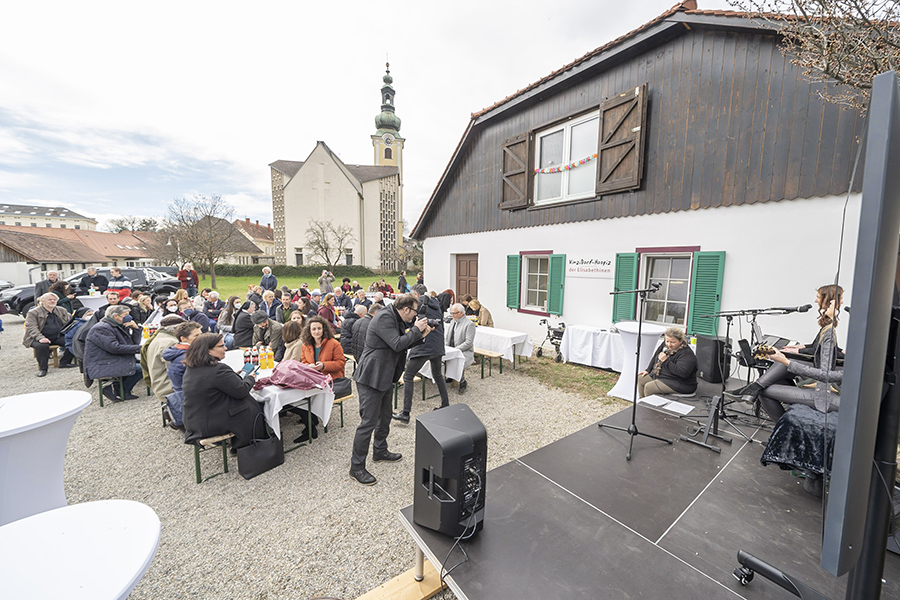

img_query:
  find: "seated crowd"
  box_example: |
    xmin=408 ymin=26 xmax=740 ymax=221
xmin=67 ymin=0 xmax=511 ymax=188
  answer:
xmin=22 ymin=265 xmax=506 ymax=457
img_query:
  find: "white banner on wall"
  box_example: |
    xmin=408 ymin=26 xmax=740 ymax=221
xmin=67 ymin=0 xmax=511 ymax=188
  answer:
xmin=566 ymin=257 xmax=614 ymax=279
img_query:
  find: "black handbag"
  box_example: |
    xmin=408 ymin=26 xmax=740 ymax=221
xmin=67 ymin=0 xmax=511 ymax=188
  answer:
xmin=332 ymin=376 xmax=352 ymax=398
xmin=236 ymin=414 xmax=285 ymax=480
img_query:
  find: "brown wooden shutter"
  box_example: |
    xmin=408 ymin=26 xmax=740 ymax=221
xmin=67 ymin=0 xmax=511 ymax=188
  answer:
xmin=499 ymin=133 xmax=531 ymax=210
xmin=596 ymin=83 xmax=648 ymax=194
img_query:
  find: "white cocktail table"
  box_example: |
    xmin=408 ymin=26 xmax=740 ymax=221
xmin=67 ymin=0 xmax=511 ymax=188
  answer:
xmin=0 ymin=390 xmax=91 ymax=525
xmin=606 ymin=321 xmax=667 ymax=401
xmin=0 ymin=499 xmax=161 ymax=599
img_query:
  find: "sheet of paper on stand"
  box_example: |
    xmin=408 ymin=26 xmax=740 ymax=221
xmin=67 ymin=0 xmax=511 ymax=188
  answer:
xmin=637 ymin=394 xmax=695 ymax=415
xmin=559 ymin=324 xmax=624 ymax=371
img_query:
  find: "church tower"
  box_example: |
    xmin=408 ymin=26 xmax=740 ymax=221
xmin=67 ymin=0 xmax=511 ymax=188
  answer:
xmin=372 ymin=63 xmax=404 ymax=248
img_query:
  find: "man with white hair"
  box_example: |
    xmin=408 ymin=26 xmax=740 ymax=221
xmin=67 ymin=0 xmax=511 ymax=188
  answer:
xmin=33 ymin=270 xmax=60 ymax=299
xmin=23 ymin=293 xmax=76 ymax=376
xmin=445 ymin=303 xmax=476 ymax=394
xmin=372 ymin=292 xmax=385 ymax=307
xmin=260 ymin=266 xmax=278 ymax=292
xmin=352 ymin=289 xmax=371 ymax=311
xmin=84 ymin=304 xmax=143 ymax=402
xmin=340 ymin=303 xmax=367 ymax=356
xmin=202 ymin=290 xmax=225 ymax=322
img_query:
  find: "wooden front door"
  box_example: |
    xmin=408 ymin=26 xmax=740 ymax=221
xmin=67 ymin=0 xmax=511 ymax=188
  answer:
xmin=456 ymin=254 xmax=478 ymax=299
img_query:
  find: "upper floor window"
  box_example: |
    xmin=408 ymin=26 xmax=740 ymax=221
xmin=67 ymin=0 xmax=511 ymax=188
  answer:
xmin=534 ymin=112 xmax=599 ymax=205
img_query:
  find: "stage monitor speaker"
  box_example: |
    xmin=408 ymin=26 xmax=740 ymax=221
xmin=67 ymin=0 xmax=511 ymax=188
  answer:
xmin=695 ymin=334 xmax=729 ymax=383
xmin=414 ymin=404 xmax=487 ymax=538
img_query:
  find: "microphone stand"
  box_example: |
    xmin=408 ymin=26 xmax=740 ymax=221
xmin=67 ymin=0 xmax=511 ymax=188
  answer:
xmin=599 ymin=284 xmax=673 ymax=461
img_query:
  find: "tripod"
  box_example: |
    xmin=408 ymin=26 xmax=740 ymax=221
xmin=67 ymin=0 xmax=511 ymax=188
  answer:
xmin=599 ymin=284 xmax=673 ymax=460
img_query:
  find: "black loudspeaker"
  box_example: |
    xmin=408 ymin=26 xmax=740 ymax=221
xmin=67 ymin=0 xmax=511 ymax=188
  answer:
xmin=414 ymin=404 xmax=487 ymax=538
xmin=695 ymin=334 xmax=730 ymax=383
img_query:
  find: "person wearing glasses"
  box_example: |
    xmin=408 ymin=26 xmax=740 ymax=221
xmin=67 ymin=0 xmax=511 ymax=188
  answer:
xmin=350 ymin=294 xmax=433 ymax=486
xmin=445 ymin=303 xmax=476 ymax=394
xmin=181 ymin=333 xmax=266 ymax=451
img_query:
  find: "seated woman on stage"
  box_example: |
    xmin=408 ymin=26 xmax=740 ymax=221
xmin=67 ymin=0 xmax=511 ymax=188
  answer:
xmin=736 ymin=284 xmax=843 ymax=422
xmin=181 ymin=333 xmax=266 ymax=450
xmin=294 ymin=316 xmax=346 ymax=444
xmin=638 ymin=327 xmax=698 ymax=398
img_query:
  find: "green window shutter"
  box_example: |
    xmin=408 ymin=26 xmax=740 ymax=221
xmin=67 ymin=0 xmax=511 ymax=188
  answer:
xmin=506 ymin=254 xmax=521 ymax=309
xmin=547 ymin=254 xmax=566 ymax=315
xmin=612 ymin=252 xmax=639 ymax=322
xmin=686 ymin=251 xmax=725 ymax=336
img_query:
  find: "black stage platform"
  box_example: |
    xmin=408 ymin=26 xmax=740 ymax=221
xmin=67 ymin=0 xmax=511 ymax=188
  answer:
xmin=399 ymin=403 xmax=900 ymax=599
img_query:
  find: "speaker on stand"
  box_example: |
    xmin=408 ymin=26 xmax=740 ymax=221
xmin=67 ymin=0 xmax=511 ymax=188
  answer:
xmin=695 ymin=334 xmax=730 ymax=384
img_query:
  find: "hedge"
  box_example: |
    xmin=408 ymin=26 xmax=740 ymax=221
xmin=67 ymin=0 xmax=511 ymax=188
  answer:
xmin=210 ymin=264 xmax=399 ymax=279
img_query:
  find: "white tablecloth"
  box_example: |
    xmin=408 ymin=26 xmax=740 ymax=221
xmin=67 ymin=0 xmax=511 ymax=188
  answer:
xmin=474 ymin=326 xmax=534 ymax=362
xmin=0 ymin=500 xmax=160 ymax=600
xmin=560 ymin=325 xmax=625 ymax=372
xmin=418 ymin=345 xmax=466 ymax=382
xmin=0 ymin=390 xmax=91 ymax=526
xmin=606 ymin=321 xmax=667 ymax=401
xmin=251 ymin=386 xmax=336 ymax=439
xmin=75 ymin=295 xmax=107 ymax=311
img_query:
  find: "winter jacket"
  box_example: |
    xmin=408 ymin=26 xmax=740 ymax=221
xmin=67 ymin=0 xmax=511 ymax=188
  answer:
xmin=23 ymin=304 xmax=72 ymax=347
xmin=252 ymin=319 xmax=285 ymax=361
xmin=162 ymin=343 xmax=189 ymax=392
xmin=300 ymin=338 xmax=346 ymax=379
xmin=84 ymin=319 xmax=142 ymax=380
xmin=232 ymin=310 xmax=255 ymax=348
xmin=409 ymin=294 xmax=445 ymax=359
xmin=260 ymin=273 xmax=278 ymax=291
xmin=142 ymin=325 xmax=179 ymax=401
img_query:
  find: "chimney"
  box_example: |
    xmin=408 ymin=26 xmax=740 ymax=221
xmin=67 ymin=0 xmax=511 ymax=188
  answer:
xmin=267 ymin=223 xmax=272 ymax=232
xmin=245 ymin=217 xmax=250 ymax=224
xmin=255 ymin=220 xmax=259 ymax=228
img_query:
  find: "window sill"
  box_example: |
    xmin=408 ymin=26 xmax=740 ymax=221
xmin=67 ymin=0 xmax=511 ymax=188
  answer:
xmin=518 ymin=307 xmax=550 ymax=317
xmin=526 ymin=194 xmax=606 ymax=211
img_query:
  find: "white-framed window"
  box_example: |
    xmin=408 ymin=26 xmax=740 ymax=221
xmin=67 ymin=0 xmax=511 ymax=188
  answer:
xmin=534 ymin=111 xmax=599 ymax=206
xmin=294 ymin=248 xmax=303 ymax=266
xmin=642 ymin=254 xmax=692 ymax=326
xmin=522 ymin=255 xmax=550 ymax=311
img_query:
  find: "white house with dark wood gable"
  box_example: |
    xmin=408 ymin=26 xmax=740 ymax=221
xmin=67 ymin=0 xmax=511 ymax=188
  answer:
xmin=411 ymin=1 xmax=865 ymax=347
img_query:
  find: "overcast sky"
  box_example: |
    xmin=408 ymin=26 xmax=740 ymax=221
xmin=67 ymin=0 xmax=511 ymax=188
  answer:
xmin=0 ymin=0 xmax=733 ymax=231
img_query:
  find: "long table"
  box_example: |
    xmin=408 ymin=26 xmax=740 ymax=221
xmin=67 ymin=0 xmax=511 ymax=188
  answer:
xmin=418 ymin=345 xmax=466 ymax=382
xmin=473 ymin=326 xmax=533 ymax=365
xmin=559 ymin=324 xmax=625 ymax=372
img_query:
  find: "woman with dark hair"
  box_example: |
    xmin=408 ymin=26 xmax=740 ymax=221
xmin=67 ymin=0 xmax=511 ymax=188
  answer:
xmin=181 ymin=333 xmax=266 ymax=449
xmin=736 ymin=284 xmax=844 ymax=422
xmin=297 ymin=296 xmax=316 ymax=319
xmin=288 ymin=309 xmax=307 ymax=328
xmin=217 ymin=296 xmax=242 ymax=329
xmin=341 ymin=277 xmax=352 ymax=293
xmin=281 ymin=320 xmax=304 ymax=362
xmin=49 ymin=280 xmax=74 ymax=314
xmin=231 ymin=301 xmax=257 ymax=348
xmin=294 ymin=316 xmax=346 ymax=443
xmin=317 ymin=293 xmax=341 ymax=331
xmin=436 ymin=289 xmax=455 ymax=315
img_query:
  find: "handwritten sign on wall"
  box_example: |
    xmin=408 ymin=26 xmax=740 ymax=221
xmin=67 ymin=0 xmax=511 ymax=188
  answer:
xmin=566 ymin=257 xmax=614 ymax=279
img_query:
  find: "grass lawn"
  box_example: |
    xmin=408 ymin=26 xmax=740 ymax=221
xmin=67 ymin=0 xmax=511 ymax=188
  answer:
xmin=518 ymin=352 xmax=626 ymax=408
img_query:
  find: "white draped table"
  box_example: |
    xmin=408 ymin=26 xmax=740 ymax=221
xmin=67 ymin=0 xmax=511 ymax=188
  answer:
xmin=0 ymin=390 xmax=91 ymax=526
xmin=418 ymin=345 xmax=466 ymax=382
xmin=606 ymin=321 xmax=667 ymax=402
xmin=75 ymin=295 xmax=107 ymax=311
xmin=559 ymin=325 xmax=626 ymax=372
xmin=0 ymin=500 xmax=160 ymax=599
xmin=251 ymin=385 xmax=335 ymax=439
xmin=474 ymin=326 xmax=534 ymax=364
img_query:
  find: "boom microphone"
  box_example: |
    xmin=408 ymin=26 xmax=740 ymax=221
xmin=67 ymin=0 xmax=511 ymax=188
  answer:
xmin=771 ymin=304 xmax=813 ymax=313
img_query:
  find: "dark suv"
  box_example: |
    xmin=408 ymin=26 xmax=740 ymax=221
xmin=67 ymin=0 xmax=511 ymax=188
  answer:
xmin=0 ymin=267 xmax=180 ymax=316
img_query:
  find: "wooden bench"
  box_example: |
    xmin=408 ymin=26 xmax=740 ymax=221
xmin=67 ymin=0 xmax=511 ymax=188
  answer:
xmin=193 ymin=433 xmax=235 ymax=484
xmin=324 ymin=394 xmax=354 ymax=432
xmin=32 ymin=344 xmax=60 ymax=368
xmin=474 ymin=348 xmax=504 ymax=378
xmin=355 ymin=560 xmax=441 ymax=600
xmin=393 ymin=376 xmax=424 ymax=409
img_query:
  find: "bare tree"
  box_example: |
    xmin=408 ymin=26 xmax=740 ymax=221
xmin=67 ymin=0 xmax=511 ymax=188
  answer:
xmin=730 ymin=0 xmax=900 ymax=110
xmin=305 ymin=220 xmax=357 ymax=270
xmin=380 ymin=238 xmax=423 ymax=271
xmin=164 ymin=194 xmax=240 ymax=288
xmin=104 ymin=216 xmax=160 ymax=233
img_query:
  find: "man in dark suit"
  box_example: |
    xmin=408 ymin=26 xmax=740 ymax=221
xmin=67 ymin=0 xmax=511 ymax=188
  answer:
xmin=350 ymin=294 xmax=432 ymax=485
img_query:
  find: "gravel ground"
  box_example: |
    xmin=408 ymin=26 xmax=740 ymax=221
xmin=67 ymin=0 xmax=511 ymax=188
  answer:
xmin=0 ymin=313 xmax=623 ymax=600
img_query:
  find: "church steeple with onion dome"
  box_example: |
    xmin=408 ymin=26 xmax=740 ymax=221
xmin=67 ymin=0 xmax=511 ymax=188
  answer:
xmin=372 ymin=63 xmax=404 ymax=172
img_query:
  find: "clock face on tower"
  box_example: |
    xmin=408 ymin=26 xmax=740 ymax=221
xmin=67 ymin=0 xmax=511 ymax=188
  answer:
xmin=382 ymin=133 xmax=394 ymax=146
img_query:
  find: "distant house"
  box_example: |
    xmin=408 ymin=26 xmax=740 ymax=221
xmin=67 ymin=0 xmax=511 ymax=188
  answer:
xmin=233 ymin=218 xmax=276 ymax=265
xmin=0 ymin=203 xmax=98 ymax=231
xmin=411 ymin=1 xmax=865 ymax=345
xmin=0 ymin=229 xmax=110 ymax=283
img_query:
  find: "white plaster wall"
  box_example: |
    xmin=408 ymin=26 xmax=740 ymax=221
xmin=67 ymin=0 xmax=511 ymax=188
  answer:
xmin=0 ymin=262 xmax=37 ymax=285
xmin=422 ymin=195 xmax=861 ymax=348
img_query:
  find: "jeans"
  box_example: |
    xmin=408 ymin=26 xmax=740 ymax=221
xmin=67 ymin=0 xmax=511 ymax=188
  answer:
xmin=402 ymin=354 xmax=449 ymax=411
xmin=187 ymin=286 xmax=197 ymax=298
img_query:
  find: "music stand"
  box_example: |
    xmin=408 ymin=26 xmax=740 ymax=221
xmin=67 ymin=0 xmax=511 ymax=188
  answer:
xmin=599 ymin=284 xmax=673 ymax=460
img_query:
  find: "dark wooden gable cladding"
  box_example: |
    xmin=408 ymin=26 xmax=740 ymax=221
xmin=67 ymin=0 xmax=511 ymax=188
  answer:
xmin=416 ymin=29 xmax=865 ymax=239
xmin=499 ymin=133 xmax=531 ymax=210
xmin=597 ymin=83 xmax=648 ymax=194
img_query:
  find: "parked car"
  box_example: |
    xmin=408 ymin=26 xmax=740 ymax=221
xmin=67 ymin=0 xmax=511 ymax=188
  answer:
xmin=0 ymin=279 xmax=13 ymax=291
xmin=0 ymin=267 xmax=180 ymax=316
xmin=147 ymin=265 xmax=179 ymax=277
